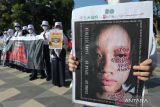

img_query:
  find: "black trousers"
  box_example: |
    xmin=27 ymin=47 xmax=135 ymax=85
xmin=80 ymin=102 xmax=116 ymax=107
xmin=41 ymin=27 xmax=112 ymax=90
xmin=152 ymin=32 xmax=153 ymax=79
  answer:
xmin=51 ymin=49 xmax=66 ymax=86
xmin=0 ymin=50 xmax=2 ymax=64
xmin=43 ymin=45 xmax=51 ymax=78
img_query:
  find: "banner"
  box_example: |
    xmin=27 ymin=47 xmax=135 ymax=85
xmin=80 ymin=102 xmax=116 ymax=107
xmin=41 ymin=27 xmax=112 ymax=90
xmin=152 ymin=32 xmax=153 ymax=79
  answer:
xmin=5 ymin=36 xmax=44 ymax=70
xmin=72 ymin=1 xmax=153 ymax=107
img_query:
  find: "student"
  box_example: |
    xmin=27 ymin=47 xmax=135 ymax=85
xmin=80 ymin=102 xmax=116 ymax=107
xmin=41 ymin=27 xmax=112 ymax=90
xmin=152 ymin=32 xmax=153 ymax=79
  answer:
xmin=27 ymin=24 xmax=37 ymax=80
xmin=26 ymin=24 xmax=36 ymax=37
xmin=22 ymin=26 xmax=29 ymax=36
xmin=39 ymin=20 xmax=51 ymax=81
xmin=50 ymin=22 xmax=68 ymax=87
xmin=14 ymin=22 xmax=22 ymax=37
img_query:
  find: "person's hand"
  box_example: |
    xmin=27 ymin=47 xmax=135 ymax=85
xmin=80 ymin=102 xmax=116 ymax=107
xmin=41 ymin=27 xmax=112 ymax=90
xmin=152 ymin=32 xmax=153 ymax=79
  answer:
xmin=68 ymin=54 xmax=79 ymax=72
xmin=133 ymin=59 xmax=152 ymax=81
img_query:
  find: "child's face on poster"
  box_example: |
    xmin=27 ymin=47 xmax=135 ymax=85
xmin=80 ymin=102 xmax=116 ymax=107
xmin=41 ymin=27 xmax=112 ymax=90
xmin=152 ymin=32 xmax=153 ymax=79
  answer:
xmin=96 ymin=25 xmax=131 ymax=93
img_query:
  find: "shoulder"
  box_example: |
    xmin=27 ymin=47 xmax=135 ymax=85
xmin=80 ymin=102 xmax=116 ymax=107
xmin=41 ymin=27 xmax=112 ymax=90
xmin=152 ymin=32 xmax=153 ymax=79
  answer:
xmin=40 ymin=32 xmax=44 ymax=35
xmin=46 ymin=31 xmax=50 ymax=34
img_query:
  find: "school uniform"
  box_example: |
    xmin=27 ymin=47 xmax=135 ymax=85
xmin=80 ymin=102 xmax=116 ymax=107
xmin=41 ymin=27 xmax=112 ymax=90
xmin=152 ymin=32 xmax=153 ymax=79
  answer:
xmin=50 ymin=33 xmax=68 ymax=87
xmin=39 ymin=30 xmax=51 ymax=80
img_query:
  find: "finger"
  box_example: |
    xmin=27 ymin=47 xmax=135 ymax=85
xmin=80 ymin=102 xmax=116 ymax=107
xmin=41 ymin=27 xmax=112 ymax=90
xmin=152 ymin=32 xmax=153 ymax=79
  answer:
xmin=140 ymin=59 xmax=152 ymax=66
xmin=75 ymin=61 xmax=79 ymax=65
xmin=69 ymin=62 xmax=78 ymax=68
xmin=68 ymin=65 xmax=77 ymax=72
xmin=69 ymin=67 xmax=74 ymax=72
xmin=68 ymin=57 xmax=77 ymax=64
xmin=69 ymin=60 xmax=79 ymax=67
xmin=137 ymin=76 xmax=149 ymax=81
xmin=133 ymin=65 xmax=150 ymax=71
xmin=133 ymin=72 xmax=150 ymax=77
xmin=69 ymin=54 xmax=76 ymax=60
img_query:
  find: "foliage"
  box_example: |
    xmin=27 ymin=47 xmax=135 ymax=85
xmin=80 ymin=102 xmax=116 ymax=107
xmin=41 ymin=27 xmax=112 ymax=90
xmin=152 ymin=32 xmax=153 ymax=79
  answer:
xmin=157 ymin=36 xmax=160 ymax=46
xmin=0 ymin=0 xmax=73 ymax=34
xmin=154 ymin=0 xmax=160 ymax=34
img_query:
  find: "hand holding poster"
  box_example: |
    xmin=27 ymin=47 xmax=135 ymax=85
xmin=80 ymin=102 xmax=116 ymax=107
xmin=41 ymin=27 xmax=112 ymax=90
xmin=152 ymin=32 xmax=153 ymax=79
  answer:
xmin=49 ymin=29 xmax=63 ymax=49
xmin=72 ymin=1 xmax=153 ymax=107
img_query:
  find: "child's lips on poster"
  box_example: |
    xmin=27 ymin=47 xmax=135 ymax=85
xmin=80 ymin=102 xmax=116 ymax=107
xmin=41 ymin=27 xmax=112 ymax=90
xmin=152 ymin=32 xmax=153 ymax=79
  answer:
xmin=102 ymin=78 xmax=117 ymax=86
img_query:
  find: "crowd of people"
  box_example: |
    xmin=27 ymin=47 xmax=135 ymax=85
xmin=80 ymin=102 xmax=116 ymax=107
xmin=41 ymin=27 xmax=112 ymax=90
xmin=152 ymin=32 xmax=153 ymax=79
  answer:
xmin=0 ymin=20 xmax=72 ymax=87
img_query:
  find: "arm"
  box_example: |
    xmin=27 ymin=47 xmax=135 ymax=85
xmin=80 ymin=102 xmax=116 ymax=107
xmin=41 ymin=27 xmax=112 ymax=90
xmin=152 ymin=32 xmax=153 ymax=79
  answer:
xmin=68 ymin=54 xmax=79 ymax=72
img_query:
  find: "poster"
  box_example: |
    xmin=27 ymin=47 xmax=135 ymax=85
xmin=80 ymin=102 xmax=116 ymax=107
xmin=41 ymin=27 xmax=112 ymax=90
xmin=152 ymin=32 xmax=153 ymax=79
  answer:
xmin=72 ymin=1 xmax=153 ymax=107
xmin=49 ymin=29 xmax=63 ymax=49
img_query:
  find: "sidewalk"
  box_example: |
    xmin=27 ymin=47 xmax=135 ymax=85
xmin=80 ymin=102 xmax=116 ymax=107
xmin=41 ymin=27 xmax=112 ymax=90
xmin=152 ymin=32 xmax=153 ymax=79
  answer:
xmin=144 ymin=66 xmax=160 ymax=107
xmin=0 ymin=65 xmax=82 ymax=107
xmin=143 ymin=46 xmax=160 ymax=107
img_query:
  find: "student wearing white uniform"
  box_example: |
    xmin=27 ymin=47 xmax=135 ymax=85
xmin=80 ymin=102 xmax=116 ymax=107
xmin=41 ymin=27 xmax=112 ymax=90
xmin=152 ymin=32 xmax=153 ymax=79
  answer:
xmin=14 ymin=22 xmax=22 ymax=37
xmin=27 ymin=24 xmax=36 ymax=37
xmin=50 ymin=22 xmax=68 ymax=87
xmin=6 ymin=29 xmax=14 ymax=44
xmin=1 ymin=31 xmax=8 ymax=65
xmin=1 ymin=29 xmax=14 ymax=66
xmin=0 ymin=31 xmax=3 ymax=63
xmin=27 ymin=24 xmax=38 ymax=80
xmin=39 ymin=20 xmax=51 ymax=81
xmin=22 ymin=26 xmax=29 ymax=36
xmin=7 ymin=29 xmax=14 ymax=38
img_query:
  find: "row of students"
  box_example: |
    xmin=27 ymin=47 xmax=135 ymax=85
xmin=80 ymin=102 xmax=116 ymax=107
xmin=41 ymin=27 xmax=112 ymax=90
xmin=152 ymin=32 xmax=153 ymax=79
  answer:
xmin=1 ymin=20 xmax=69 ymax=87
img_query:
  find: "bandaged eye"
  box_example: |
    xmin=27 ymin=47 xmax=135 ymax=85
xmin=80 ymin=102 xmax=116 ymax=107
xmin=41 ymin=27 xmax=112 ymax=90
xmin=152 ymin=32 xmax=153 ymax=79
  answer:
xmin=97 ymin=54 xmax=105 ymax=72
xmin=96 ymin=49 xmax=102 ymax=59
xmin=97 ymin=53 xmax=102 ymax=59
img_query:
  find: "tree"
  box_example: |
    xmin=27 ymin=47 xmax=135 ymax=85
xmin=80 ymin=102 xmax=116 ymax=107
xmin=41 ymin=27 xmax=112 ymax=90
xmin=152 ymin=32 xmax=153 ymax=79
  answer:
xmin=0 ymin=0 xmax=73 ymax=34
xmin=0 ymin=0 xmax=12 ymax=30
xmin=154 ymin=0 xmax=160 ymax=45
xmin=154 ymin=0 xmax=160 ymax=32
xmin=11 ymin=3 xmax=33 ymax=26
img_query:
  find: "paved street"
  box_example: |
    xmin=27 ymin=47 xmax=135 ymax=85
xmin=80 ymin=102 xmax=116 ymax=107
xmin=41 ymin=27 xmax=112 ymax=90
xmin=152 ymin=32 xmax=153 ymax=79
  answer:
xmin=0 ymin=48 xmax=160 ymax=107
xmin=144 ymin=67 xmax=160 ymax=107
xmin=144 ymin=48 xmax=160 ymax=107
xmin=143 ymin=47 xmax=160 ymax=107
xmin=0 ymin=65 xmax=83 ymax=107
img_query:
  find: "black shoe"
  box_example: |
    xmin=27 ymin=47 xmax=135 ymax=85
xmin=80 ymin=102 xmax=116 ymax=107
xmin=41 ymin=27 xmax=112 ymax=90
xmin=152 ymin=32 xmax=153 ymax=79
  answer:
xmin=40 ymin=75 xmax=46 ymax=79
xmin=46 ymin=77 xmax=51 ymax=81
xmin=29 ymin=76 xmax=37 ymax=81
xmin=29 ymin=74 xmax=32 ymax=77
xmin=26 ymin=70 xmax=31 ymax=73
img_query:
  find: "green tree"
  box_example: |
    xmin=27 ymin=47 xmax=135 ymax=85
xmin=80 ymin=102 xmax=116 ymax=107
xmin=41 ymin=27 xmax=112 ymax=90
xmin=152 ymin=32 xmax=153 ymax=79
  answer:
xmin=0 ymin=0 xmax=73 ymax=34
xmin=11 ymin=3 xmax=33 ymax=26
xmin=154 ymin=0 xmax=160 ymax=46
xmin=0 ymin=0 xmax=12 ymax=30
xmin=154 ymin=0 xmax=160 ymax=32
